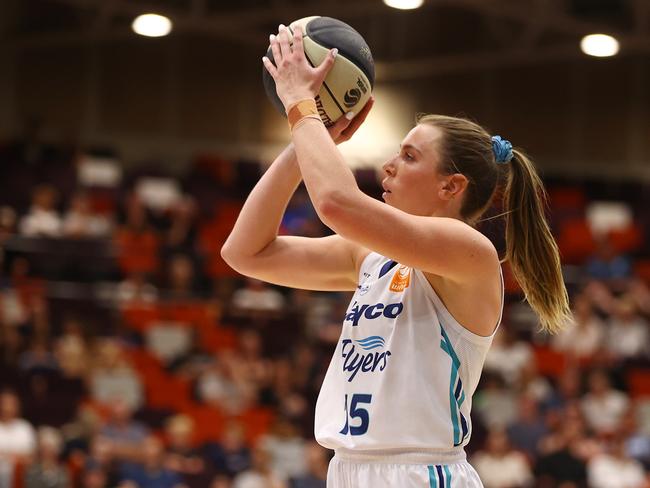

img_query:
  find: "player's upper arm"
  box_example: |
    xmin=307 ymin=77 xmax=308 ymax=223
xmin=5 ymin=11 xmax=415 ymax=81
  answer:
xmin=318 ymin=190 xmax=499 ymax=283
xmin=222 ymin=234 xmax=370 ymax=291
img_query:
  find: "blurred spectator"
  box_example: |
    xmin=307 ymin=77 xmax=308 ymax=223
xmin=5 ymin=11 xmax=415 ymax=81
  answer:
xmin=232 ymin=443 xmax=285 ymax=488
xmin=1 ymin=283 xmax=29 ymax=328
xmin=515 ymin=361 xmax=552 ymax=405
xmin=116 ymin=273 xmax=159 ymax=304
xmin=258 ymin=415 xmax=307 ymax=482
xmin=166 ymin=330 xmax=214 ymax=379
xmin=0 ymin=390 xmax=37 ymax=455
xmin=627 ymin=279 xmax=650 ymax=318
xmin=621 ymin=406 xmax=650 ymax=470
xmin=230 ymin=278 xmax=286 ymax=318
xmin=114 ymin=193 xmax=159 ymax=276
xmin=581 ymin=279 xmax=617 ymax=316
xmin=24 ymin=426 xmax=70 ymax=488
xmin=120 ymin=435 xmax=185 ymax=488
xmin=22 ymin=372 xmax=75 ymax=428
xmin=99 ymin=398 xmax=148 ymax=462
xmin=90 ymin=339 xmax=143 ymax=411
xmin=0 ymin=389 xmax=37 ymax=487
xmin=581 ymin=369 xmax=629 ymax=435
xmin=235 ymin=329 xmax=273 ymax=393
xmin=315 ymin=296 xmax=351 ymax=345
xmin=0 ymin=323 xmax=22 ymax=371
xmin=551 ymin=293 xmax=605 ymax=359
xmin=19 ymin=336 xmax=59 ymax=373
xmin=483 ymin=327 xmax=533 ymax=386
xmin=164 ymin=254 xmax=199 ymax=300
xmin=473 ymin=373 xmax=518 ymax=430
xmin=605 ymin=296 xmax=649 ymax=361
xmin=162 ymin=196 xmax=199 ymax=257
xmin=19 ymin=184 xmax=62 ymax=237
xmin=197 ymin=354 xmax=252 ymax=415
xmin=505 ymin=395 xmax=548 ymax=461
xmin=288 ymin=441 xmax=328 ymax=488
xmin=62 ymin=192 xmax=112 ymax=239
xmin=542 ymin=367 xmax=582 ymax=414
xmin=0 ymin=205 xmax=17 ymax=244
xmin=146 ymin=321 xmax=193 ymax=366
xmin=269 ymin=358 xmax=311 ymax=436
xmin=472 ymin=429 xmax=533 ymax=488
xmin=164 ymin=414 xmax=210 ymax=486
xmin=209 ymin=474 xmax=232 ymax=488
xmin=84 ymin=436 xmax=122 ymax=488
xmin=54 ymin=316 xmax=89 ymax=379
xmin=280 ymin=190 xmax=321 ymax=237
xmin=204 ymin=421 xmax=251 ymax=479
xmin=585 ymin=235 xmax=632 ymax=282
xmin=291 ymin=342 xmax=319 ymax=394
xmin=22 ymin=295 xmax=51 ymax=341
xmin=199 ymin=330 xmax=271 ymax=414
xmin=81 ymin=466 xmax=109 ymax=488
xmin=60 ymin=403 xmax=102 ymax=456
xmin=260 ymin=357 xmax=309 ymax=428
xmin=535 ymin=413 xmax=589 ymax=487
xmin=587 ymin=436 xmax=646 ymax=488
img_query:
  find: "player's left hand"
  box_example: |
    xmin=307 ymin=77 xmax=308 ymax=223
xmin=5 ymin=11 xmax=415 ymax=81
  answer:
xmin=262 ymin=24 xmax=337 ymax=111
xmin=328 ymin=95 xmax=375 ymax=145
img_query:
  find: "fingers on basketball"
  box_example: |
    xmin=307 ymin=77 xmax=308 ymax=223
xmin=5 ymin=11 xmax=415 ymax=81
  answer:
xmin=292 ymin=25 xmax=304 ymax=55
xmin=269 ymin=33 xmax=282 ymax=64
xmin=277 ymin=25 xmax=292 ymax=60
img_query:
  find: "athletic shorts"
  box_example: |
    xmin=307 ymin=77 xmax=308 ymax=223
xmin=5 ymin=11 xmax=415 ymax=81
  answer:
xmin=327 ymin=448 xmax=483 ymax=488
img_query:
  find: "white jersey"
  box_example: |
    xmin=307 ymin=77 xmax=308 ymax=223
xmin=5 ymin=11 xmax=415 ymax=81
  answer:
xmin=315 ymin=252 xmax=503 ymax=452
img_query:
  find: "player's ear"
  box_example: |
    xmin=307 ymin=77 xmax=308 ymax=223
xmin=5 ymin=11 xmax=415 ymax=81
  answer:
xmin=438 ymin=174 xmax=468 ymax=201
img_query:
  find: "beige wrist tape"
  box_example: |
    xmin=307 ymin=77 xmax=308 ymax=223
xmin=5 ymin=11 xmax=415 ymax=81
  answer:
xmin=287 ymin=99 xmax=322 ymax=131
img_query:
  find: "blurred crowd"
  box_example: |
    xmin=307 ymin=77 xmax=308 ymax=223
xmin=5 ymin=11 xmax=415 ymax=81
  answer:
xmin=0 ymin=130 xmax=649 ymax=488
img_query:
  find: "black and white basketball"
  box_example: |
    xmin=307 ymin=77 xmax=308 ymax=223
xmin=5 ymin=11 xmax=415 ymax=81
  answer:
xmin=263 ymin=16 xmax=375 ymax=127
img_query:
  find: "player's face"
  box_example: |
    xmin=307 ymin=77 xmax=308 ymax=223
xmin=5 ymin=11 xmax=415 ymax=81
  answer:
xmin=381 ymin=124 xmax=451 ymax=216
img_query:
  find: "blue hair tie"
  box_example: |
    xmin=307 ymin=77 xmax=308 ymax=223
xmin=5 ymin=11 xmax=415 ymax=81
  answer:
xmin=491 ymin=135 xmax=513 ymax=164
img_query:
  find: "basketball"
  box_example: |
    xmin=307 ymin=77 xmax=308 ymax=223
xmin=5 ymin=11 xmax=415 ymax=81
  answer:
xmin=263 ymin=16 xmax=375 ymax=127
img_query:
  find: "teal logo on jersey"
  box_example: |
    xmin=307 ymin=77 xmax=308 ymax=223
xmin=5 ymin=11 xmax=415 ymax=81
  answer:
xmin=341 ymin=337 xmax=392 ymax=382
xmin=355 ymin=336 xmax=385 ymax=350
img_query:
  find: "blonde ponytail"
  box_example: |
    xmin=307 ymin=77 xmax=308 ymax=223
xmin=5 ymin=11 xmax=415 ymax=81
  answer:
xmin=503 ymin=149 xmax=572 ymax=333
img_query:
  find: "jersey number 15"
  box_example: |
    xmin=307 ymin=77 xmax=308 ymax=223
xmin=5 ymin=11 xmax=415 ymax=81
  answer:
xmin=339 ymin=394 xmax=372 ymax=436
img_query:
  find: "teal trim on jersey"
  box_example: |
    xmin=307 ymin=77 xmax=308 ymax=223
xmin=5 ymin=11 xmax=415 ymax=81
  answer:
xmin=439 ymin=325 xmax=467 ymax=446
xmin=428 ymin=465 xmax=437 ymax=488
xmin=428 ymin=465 xmax=446 ymax=488
xmin=439 ymin=327 xmax=460 ymax=365
xmin=444 ymin=465 xmax=452 ymax=487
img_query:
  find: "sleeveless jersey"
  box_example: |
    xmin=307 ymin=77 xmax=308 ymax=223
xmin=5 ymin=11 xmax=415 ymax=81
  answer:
xmin=315 ymin=252 xmax=503 ymax=451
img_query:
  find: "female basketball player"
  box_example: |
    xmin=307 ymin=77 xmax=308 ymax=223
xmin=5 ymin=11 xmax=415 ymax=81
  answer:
xmin=222 ymin=25 xmax=571 ymax=487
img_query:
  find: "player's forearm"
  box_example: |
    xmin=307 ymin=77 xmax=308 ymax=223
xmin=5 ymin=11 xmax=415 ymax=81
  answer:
xmin=221 ymin=144 xmax=302 ymax=263
xmin=292 ymin=118 xmax=361 ymax=223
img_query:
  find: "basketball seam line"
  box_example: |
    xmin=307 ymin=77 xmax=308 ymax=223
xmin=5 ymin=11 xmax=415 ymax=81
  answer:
xmin=304 ymin=50 xmax=345 ymax=117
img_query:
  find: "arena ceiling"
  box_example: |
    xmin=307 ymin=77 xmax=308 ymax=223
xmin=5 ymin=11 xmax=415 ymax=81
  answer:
xmin=2 ymin=0 xmax=649 ymax=81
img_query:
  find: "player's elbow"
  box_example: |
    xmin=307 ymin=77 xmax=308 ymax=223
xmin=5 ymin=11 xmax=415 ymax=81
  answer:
xmin=315 ymin=190 xmax=354 ymax=231
xmin=220 ymin=241 xmax=244 ymax=271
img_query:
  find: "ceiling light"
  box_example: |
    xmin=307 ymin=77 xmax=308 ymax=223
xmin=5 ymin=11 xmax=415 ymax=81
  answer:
xmin=383 ymin=0 xmax=424 ymax=10
xmin=132 ymin=13 xmax=173 ymax=38
xmin=580 ymin=34 xmax=620 ymax=57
